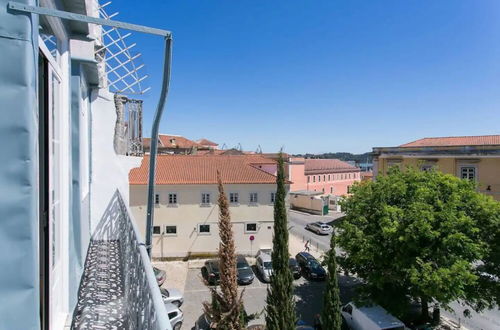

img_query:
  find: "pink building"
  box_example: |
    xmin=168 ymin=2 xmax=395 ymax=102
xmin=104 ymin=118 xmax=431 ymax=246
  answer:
xmin=288 ymin=158 xmax=361 ymax=196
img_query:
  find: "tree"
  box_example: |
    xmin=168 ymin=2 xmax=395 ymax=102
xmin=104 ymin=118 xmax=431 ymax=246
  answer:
xmin=322 ymin=233 xmax=342 ymax=330
xmin=203 ymin=171 xmax=243 ymax=329
xmin=265 ymin=153 xmax=297 ymax=329
xmin=338 ymin=166 xmax=500 ymax=321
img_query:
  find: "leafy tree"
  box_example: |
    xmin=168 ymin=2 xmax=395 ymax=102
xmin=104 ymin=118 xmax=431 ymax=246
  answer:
xmin=338 ymin=166 xmax=500 ymax=321
xmin=203 ymin=172 xmax=243 ymax=329
xmin=322 ymin=233 xmax=342 ymax=330
xmin=265 ymin=153 xmax=297 ymax=329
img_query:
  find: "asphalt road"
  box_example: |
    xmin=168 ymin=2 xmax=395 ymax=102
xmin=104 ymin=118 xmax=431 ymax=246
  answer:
xmin=288 ymin=209 xmax=500 ymax=330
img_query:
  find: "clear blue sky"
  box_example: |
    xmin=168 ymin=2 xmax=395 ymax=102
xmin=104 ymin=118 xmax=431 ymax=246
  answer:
xmin=110 ymin=0 xmax=500 ymax=154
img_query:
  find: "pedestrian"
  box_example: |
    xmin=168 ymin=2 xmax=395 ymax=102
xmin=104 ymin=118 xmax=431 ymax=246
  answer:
xmin=304 ymin=239 xmax=310 ymax=252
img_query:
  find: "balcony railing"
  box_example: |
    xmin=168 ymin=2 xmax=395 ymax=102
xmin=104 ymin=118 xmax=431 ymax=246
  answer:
xmin=72 ymin=190 xmax=170 ymax=329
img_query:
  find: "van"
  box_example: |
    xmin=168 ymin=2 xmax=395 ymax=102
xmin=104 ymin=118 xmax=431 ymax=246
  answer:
xmin=341 ymin=302 xmax=406 ymax=330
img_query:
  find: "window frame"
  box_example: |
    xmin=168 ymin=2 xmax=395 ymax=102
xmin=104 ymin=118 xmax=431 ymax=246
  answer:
xmin=459 ymin=165 xmax=477 ymax=181
xmin=270 ymin=192 xmax=276 ymax=204
xmin=165 ymin=225 xmax=177 ymax=236
xmin=245 ymin=222 xmax=258 ymax=233
xmin=168 ymin=192 xmax=178 ymax=206
xmin=201 ymin=192 xmax=211 ymax=206
xmin=154 ymin=193 xmax=160 ymax=205
xmin=229 ymin=192 xmax=240 ymax=205
xmin=249 ymin=192 xmax=258 ymax=204
xmin=198 ymin=223 xmax=211 ymax=235
xmin=153 ymin=226 xmax=161 ymax=235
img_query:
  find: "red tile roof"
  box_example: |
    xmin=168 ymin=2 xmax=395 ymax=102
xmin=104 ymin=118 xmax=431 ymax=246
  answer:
xmin=197 ymin=138 xmax=218 ymax=146
xmin=400 ymin=135 xmax=500 ymax=147
xmin=143 ymin=134 xmax=202 ymax=149
xmin=129 ymin=155 xmax=279 ymax=185
xmin=304 ymin=159 xmax=359 ymax=174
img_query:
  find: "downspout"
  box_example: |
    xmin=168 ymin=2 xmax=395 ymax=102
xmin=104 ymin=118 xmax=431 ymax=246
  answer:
xmin=145 ymin=36 xmax=173 ymax=257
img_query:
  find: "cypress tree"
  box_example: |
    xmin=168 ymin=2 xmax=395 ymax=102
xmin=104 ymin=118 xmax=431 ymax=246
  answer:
xmin=322 ymin=233 xmax=342 ymax=330
xmin=265 ymin=153 xmax=297 ymax=329
xmin=202 ymin=171 xmax=243 ymax=330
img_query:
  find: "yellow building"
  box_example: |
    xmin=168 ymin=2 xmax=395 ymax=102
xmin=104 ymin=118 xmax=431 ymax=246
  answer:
xmin=372 ymin=135 xmax=500 ymax=201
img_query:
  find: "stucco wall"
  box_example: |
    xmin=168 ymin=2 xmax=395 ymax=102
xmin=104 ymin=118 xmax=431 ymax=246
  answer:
xmin=130 ymin=183 xmax=279 ymax=257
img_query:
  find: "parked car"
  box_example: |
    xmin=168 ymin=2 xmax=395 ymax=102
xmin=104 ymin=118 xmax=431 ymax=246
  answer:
xmin=202 ymin=259 xmax=220 ymax=285
xmin=289 ymin=258 xmax=301 ymax=279
xmin=295 ymin=252 xmax=326 ymax=280
xmin=160 ymin=288 xmax=184 ymax=307
xmin=236 ymin=255 xmax=254 ymax=285
xmin=341 ymin=302 xmax=406 ymax=330
xmin=165 ymin=302 xmax=183 ymax=330
xmin=256 ymin=249 xmax=273 ymax=282
xmin=153 ymin=267 xmax=166 ymax=286
xmin=305 ymin=221 xmax=333 ymax=235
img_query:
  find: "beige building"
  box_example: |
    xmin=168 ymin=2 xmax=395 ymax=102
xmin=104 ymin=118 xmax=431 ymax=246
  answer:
xmin=373 ymin=135 xmax=500 ymax=201
xmin=129 ymin=155 xmax=285 ymax=258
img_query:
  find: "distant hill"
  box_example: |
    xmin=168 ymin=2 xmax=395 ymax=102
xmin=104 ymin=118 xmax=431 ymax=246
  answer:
xmin=292 ymin=152 xmax=372 ymax=163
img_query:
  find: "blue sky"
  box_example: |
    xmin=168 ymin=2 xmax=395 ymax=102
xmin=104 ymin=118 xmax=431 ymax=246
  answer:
xmin=111 ymin=0 xmax=500 ymax=154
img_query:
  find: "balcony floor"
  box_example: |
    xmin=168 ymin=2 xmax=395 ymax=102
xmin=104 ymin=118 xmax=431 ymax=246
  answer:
xmin=72 ymin=240 xmax=128 ymax=329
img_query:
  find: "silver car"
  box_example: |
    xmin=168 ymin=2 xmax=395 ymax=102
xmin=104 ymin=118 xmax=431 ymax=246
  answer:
xmin=165 ymin=302 xmax=183 ymax=330
xmin=305 ymin=221 xmax=333 ymax=235
xmin=160 ymin=287 xmax=184 ymax=307
xmin=256 ymin=250 xmax=273 ymax=282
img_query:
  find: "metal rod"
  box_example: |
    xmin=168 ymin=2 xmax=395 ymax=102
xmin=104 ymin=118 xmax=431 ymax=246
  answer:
xmin=145 ymin=36 xmax=172 ymax=257
xmin=8 ymin=1 xmax=171 ymax=36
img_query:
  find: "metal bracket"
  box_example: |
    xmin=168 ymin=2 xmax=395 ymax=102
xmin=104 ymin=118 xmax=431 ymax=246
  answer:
xmin=8 ymin=1 xmax=171 ymax=37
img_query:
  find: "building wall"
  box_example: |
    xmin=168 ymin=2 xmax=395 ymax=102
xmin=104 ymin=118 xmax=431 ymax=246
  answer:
xmin=289 ymin=161 xmax=307 ymax=192
xmin=130 ymin=183 xmax=279 ymax=257
xmin=376 ymin=156 xmax=500 ymax=201
xmin=305 ymin=172 xmax=360 ymax=195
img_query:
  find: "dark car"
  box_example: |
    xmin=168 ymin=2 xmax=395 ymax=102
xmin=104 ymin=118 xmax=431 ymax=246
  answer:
xmin=295 ymin=252 xmax=326 ymax=280
xmin=153 ymin=267 xmax=166 ymax=286
xmin=236 ymin=255 xmax=254 ymax=285
xmin=289 ymin=258 xmax=301 ymax=279
xmin=202 ymin=260 xmax=220 ymax=285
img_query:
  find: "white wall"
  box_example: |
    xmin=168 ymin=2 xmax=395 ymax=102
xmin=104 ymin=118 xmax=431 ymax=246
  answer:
xmin=130 ymin=183 xmax=279 ymax=257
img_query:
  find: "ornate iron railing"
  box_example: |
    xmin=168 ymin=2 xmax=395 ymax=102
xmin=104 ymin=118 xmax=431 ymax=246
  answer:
xmin=72 ymin=190 xmax=170 ymax=330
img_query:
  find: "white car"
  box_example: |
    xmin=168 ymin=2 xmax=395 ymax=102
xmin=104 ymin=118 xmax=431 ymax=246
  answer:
xmin=165 ymin=302 xmax=183 ymax=330
xmin=341 ymin=302 xmax=406 ymax=330
xmin=256 ymin=249 xmax=273 ymax=282
xmin=305 ymin=221 xmax=333 ymax=235
xmin=160 ymin=287 xmax=184 ymax=307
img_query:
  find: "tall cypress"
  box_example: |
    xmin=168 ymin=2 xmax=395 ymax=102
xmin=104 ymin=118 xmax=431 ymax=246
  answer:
xmin=202 ymin=171 xmax=242 ymax=330
xmin=265 ymin=153 xmax=297 ymax=329
xmin=322 ymin=233 xmax=342 ymax=330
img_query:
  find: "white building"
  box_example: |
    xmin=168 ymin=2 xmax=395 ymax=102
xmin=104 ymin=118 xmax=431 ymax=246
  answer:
xmin=0 ymin=0 xmax=171 ymax=329
xmin=129 ymin=155 xmax=286 ymax=258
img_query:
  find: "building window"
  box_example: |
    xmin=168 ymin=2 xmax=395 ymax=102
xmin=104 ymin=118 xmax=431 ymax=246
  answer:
xmin=245 ymin=222 xmax=258 ymax=233
xmin=229 ymin=192 xmax=239 ymax=204
xmin=153 ymin=226 xmax=161 ymax=234
xmin=155 ymin=194 xmax=160 ymax=204
xmin=198 ymin=224 xmax=211 ymax=234
xmin=323 ymin=175 xmax=326 ymax=181
xmin=421 ymin=165 xmax=434 ymax=172
xmin=330 ymin=187 xmax=333 ymax=193
xmin=461 ymin=166 xmax=476 ymax=180
xmin=322 ymin=188 xmax=325 ymax=193
xmin=347 ymin=185 xmax=351 ymax=193
xmin=201 ymin=193 xmax=211 ymax=205
xmin=328 ymin=174 xmax=330 ymax=181
xmin=307 ymin=176 xmax=310 ymax=183
xmin=165 ymin=225 xmax=177 ymax=235
xmin=168 ymin=193 xmax=177 ymax=205
xmin=318 ymin=175 xmax=321 ymax=182
xmin=313 ymin=176 xmax=316 ymax=182
xmin=270 ymin=192 xmax=276 ymax=203
xmin=250 ymin=193 xmax=258 ymax=204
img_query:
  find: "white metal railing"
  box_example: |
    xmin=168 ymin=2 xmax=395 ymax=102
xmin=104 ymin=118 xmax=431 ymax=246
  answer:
xmin=72 ymin=190 xmax=170 ymax=329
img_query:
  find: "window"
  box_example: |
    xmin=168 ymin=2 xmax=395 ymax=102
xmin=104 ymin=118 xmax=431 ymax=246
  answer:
xmin=198 ymin=224 xmax=211 ymax=234
xmin=245 ymin=222 xmax=258 ymax=233
xmin=165 ymin=225 xmax=177 ymax=235
xmin=313 ymin=176 xmax=316 ymax=182
xmin=347 ymin=185 xmax=352 ymax=193
xmin=323 ymin=175 xmax=326 ymax=181
xmin=168 ymin=312 xmax=178 ymax=320
xmin=318 ymin=175 xmax=321 ymax=182
xmin=328 ymin=175 xmax=330 ymax=181
xmin=155 ymin=194 xmax=160 ymax=204
xmin=229 ymin=192 xmax=239 ymax=204
xmin=250 ymin=192 xmax=258 ymax=203
xmin=330 ymin=187 xmax=333 ymax=193
xmin=461 ymin=166 xmax=476 ymax=180
xmin=168 ymin=193 xmax=177 ymax=205
xmin=270 ymin=192 xmax=276 ymax=203
xmin=322 ymin=188 xmax=325 ymax=193
xmin=201 ymin=193 xmax=211 ymax=205
xmin=421 ymin=165 xmax=434 ymax=172
xmin=153 ymin=226 xmax=161 ymax=234
xmin=307 ymin=176 xmax=310 ymax=183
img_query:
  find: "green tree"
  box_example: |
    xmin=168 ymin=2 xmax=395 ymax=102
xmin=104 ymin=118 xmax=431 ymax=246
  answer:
xmin=322 ymin=233 xmax=342 ymax=330
xmin=265 ymin=153 xmax=297 ymax=329
xmin=338 ymin=166 xmax=500 ymax=320
xmin=203 ymin=172 xmax=243 ymax=329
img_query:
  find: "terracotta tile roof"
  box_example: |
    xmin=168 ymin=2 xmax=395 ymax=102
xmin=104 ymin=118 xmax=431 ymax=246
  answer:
xmin=304 ymin=159 xmax=359 ymax=175
xmin=361 ymin=171 xmax=373 ymax=178
xmin=400 ymin=135 xmax=500 ymax=147
xmin=197 ymin=138 xmax=218 ymax=146
xmin=143 ymin=134 xmax=202 ymax=149
xmin=129 ymin=155 xmax=279 ymax=185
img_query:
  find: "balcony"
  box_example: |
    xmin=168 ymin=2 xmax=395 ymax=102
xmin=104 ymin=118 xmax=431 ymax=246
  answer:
xmin=71 ymin=191 xmax=171 ymax=330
